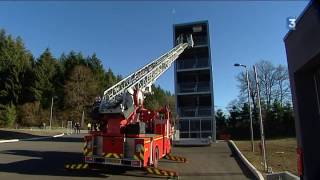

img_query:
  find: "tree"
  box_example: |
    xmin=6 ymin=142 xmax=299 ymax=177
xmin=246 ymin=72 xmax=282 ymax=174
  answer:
xmin=0 ymin=28 xmax=174 ymax=128
xmin=215 ymin=109 xmax=227 ymax=136
xmin=61 ymin=51 xmax=86 ymax=74
xmin=144 ymin=85 xmax=176 ymax=122
xmin=236 ymin=70 xmax=258 ymax=111
xmin=0 ymin=30 xmax=35 ymax=106
xmin=144 ymin=85 xmax=167 ymax=110
xmin=64 ymin=65 xmax=98 ymax=122
xmin=86 ymin=53 xmax=108 ymax=94
xmin=236 ymin=60 xmax=291 ymax=108
xmin=0 ymin=103 xmax=17 ymax=127
xmin=34 ymin=48 xmax=60 ymax=108
xmin=234 ymin=60 xmax=295 ymax=138
xmin=105 ymin=68 xmax=118 ymax=89
xmin=274 ymin=65 xmax=291 ymax=106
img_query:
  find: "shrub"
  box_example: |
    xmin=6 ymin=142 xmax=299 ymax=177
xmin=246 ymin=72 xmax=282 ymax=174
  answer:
xmin=17 ymin=101 xmax=41 ymax=127
xmin=0 ymin=104 xmax=17 ymax=127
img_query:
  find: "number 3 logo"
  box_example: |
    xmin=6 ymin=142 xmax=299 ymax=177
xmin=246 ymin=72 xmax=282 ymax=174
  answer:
xmin=287 ymin=17 xmax=296 ymax=30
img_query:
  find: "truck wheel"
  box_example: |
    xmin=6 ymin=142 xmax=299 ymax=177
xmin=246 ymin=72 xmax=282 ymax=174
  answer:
xmin=153 ymin=147 xmax=159 ymax=168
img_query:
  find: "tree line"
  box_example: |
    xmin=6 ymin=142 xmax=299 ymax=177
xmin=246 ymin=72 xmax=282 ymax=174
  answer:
xmin=216 ymin=61 xmax=295 ymax=139
xmin=0 ymin=29 xmax=174 ymax=128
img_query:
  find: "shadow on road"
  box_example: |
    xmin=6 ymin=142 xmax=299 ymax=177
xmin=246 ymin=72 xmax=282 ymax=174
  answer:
xmin=0 ymin=150 xmax=107 ymax=178
xmin=0 ymin=149 xmax=163 ymax=179
xmin=27 ymin=136 xmax=85 ymax=143
xmin=0 ymin=129 xmax=47 ymax=140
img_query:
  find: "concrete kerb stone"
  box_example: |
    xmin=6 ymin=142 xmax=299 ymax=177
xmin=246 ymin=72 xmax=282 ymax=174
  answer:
xmin=266 ymin=171 xmax=299 ymax=180
xmin=0 ymin=133 xmax=65 ymax=143
xmin=228 ymin=140 xmax=265 ymax=180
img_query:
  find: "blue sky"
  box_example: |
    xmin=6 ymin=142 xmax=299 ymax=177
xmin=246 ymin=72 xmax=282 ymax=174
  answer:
xmin=0 ymin=1 xmax=309 ymax=110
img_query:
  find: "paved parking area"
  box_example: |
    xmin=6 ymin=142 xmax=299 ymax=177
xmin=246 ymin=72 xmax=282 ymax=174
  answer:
xmin=0 ymin=134 xmax=254 ymax=180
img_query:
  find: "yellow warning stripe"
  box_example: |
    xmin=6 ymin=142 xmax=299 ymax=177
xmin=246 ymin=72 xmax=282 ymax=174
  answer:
xmin=146 ymin=167 xmax=153 ymax=173
xmin=139 ymin=152 xmax=144 ymax=160
xmin=165 ymin=154 xmax=187 ymax=162
xmin=162 ymin=171 xmax=168 ymax=176
xmin=83 ymin=148 xmax=92 ymax=156
xmin=145 ymin=167 xmax=178 ymax=177
xmin=83 ymin=164 xmax=88 ymax=169
xmin=154 ymin=168 xmax=161 ymax=175
xmin=103 ymin=153 xmax=123 ymax=159
xmin=133 ymin=155 xmax=139 ymax=160
xmin=65 ymin=163 xmax=89 ymax=170
xmin=113 ymin=153 xmax=120 ymax=159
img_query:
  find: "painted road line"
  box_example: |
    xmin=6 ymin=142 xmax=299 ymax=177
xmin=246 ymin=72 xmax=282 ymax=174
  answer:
xmin=0 ymin=133 xmax=65 ymax=143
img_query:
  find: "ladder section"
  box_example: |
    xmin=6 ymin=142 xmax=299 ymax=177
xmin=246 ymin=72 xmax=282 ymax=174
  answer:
xmin=99 ymin=35 xmax=193 ymax=113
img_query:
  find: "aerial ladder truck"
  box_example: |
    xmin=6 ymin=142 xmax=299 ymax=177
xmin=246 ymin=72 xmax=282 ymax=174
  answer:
xmin=67 ymin=34 xmax=194 ymax=177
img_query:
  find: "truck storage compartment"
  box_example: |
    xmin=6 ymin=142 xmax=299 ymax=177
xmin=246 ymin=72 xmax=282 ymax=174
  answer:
xmin=103 ymin=136 xmax=123 ymax=154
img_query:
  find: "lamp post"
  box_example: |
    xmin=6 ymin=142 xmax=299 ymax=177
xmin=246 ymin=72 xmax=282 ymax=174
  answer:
xmin=234 ymin=63 xmax=255 ymax=152
xmin=49 ymin=96 xmax=58 ymax=130
xmin=253 ymin=65 xmax=268 ymax=172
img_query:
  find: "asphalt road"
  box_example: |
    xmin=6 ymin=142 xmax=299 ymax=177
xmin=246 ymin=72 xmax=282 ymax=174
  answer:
xmin=0 ymin=133 xmax=255 ymax=180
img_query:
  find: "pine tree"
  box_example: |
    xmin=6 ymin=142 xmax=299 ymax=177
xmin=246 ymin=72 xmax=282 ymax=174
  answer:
xmin=64 ymin=65 xmax=98 ymax=122
xmin=34 ymin=48 xmax=59 ymax=108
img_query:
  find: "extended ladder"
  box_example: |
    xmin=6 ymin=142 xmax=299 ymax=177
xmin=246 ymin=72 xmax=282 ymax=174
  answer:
xmin=99 ymin=34 xmax=193 ymax=113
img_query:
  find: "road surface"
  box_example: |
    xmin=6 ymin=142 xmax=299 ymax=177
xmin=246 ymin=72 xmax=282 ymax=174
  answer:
xmin=0 ymin=133 xmax=255 ymax=180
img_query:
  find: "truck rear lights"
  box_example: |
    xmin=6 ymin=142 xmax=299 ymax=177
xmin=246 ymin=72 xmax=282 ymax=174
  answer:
xmin=85 ymin=156 xmax=93 ymax=162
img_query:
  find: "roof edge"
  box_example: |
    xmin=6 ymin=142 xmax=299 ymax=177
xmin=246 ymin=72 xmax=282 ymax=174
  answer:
xmin=283 ymin=0 xmax=314 ymax=41
xmin=174 ymin=20 xmax=209 ymax=28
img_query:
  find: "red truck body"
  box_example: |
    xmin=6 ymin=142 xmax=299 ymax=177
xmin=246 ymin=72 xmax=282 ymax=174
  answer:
xmin=83 ymin=106 xmax=173 ymax=168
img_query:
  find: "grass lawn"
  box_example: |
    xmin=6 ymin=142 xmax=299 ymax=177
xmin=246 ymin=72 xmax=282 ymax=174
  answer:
xmin=234 ymin=138 xmax=297 ymax=176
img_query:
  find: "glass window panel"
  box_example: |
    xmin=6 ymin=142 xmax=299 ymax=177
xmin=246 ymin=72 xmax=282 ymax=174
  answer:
xmin=179 ymin=120 xmax=189 ymax=132
xmin=190 ymin=132 xmax=200 ymax=138
xmin=201 ymin=119 xmax=212 ymax=131
xmin=180 ymin=108 xmax=196 ymax=117
xmin=201 ymin=132 xmax=212 ymax=138
xmin=198 ymin=107 xmax=211 ymax=116
xmin=180 ymin=132 xmax=189 ymax=138
xmin=190 ymin=120 xmax=200 ymax=131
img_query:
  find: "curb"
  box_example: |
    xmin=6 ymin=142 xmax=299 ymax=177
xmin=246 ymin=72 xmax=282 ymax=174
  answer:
xmin=228 ymin=140 xmax=264 ymax=180
xmin=0 ymin=133 xmax=65 ymax=143
xmin=267 ymin=171 xmax=299 ymax=180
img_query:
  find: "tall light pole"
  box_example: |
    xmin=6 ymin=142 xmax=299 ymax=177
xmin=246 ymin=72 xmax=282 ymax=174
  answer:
xmin=253 ymin=65 xmax=268 ymax=172
xmin=49 ymin=96 xmax=58 ymax=130
xmin=234 ymin=63 xmax=254 ymax=152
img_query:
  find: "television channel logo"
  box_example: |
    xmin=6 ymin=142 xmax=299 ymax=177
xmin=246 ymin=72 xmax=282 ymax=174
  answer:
xmin=287 ymin=17 xmax=296 ymax=30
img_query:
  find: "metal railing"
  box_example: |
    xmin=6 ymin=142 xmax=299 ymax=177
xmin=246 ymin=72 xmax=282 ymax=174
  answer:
xmin=193 ymin=35 xmax=207 ymax=46
xmin=177 ymin=57 xmax=209 ymax=70
xmin=178 ymin=82 xmax=210 ymax=93
xmin=179 ymin=106 xmax=212 ymax=117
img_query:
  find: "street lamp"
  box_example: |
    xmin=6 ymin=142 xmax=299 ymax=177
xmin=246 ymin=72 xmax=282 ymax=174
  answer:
xmin=234 ymin=63 xmax=255 ymax=152
xmin=49 ymin=96 xmax=58 ymax=130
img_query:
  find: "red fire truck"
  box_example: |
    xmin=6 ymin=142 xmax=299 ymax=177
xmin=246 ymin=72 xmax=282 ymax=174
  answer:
xmin=78 ymin=34 xmax=193 ymax=177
